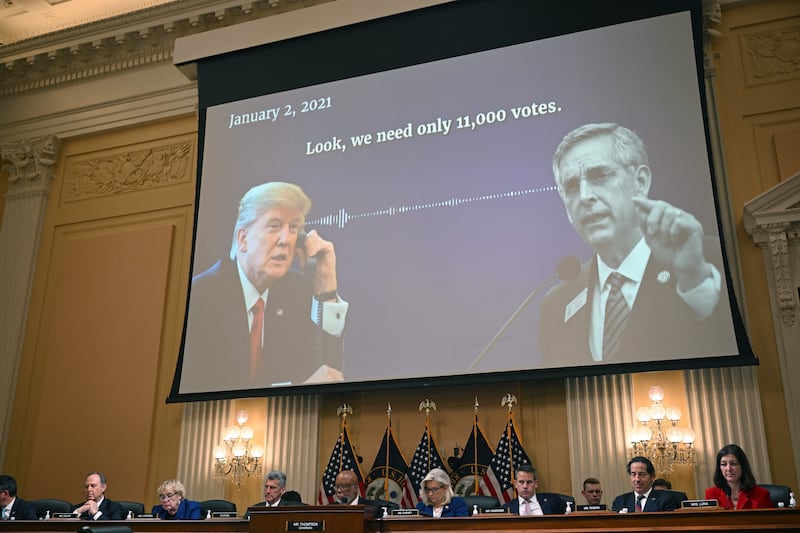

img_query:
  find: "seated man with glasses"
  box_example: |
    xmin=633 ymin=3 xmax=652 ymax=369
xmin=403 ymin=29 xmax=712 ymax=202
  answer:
xmin=152 ymin=480 xmax=202 ymax=520
xmin=334 ymin=470 xmax=399 ymax=514
xmin=415 ymin=468 xmax=468 ymax=517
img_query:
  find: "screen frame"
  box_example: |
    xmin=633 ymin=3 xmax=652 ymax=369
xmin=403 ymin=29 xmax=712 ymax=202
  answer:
xmin=168 ymin=0 xmax=756 ymax=403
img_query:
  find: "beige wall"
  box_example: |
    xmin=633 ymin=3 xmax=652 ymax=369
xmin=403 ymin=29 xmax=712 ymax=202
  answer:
xmin=4 ymin=116 xmax=197 ymax=506
xmin=1 ymin=0 xmax=799 ymax=508
xmin=713 ymin=0 xmax=800 ymax=488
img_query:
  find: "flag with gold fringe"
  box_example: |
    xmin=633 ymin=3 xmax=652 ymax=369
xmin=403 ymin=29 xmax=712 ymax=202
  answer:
xmin=482 ymin=399 xmax=532 ymax=504
xmin=317 ymin=407 xmax=365 ymax=504
xmin=365 ymin=405 xmax=409 ymax=506
xmin=402 ymin=399 xmax=447 ymax=508
xmin=450 ymin=405 xmax=495 ymax=498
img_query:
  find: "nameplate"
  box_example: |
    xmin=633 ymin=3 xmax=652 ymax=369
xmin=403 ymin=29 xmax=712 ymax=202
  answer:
xmin=577 ymin=504 xmax=607 ymax=511
xmin=682 ymin=499 xmax=718 ymax=508
xmin=481 ymin=507 xmax=509 ymax=514
xmin=212 ymin=512 xmax=237 ymax=518
xmin=133 ymin=514 xmax=155 ymax=519
xmin=50 ymin=513 xmax=77 ymax=519
xmin=287 ymin=520 xmax=324 ymax=531
xmin=391 ymin=509 xmax=420 ymax=516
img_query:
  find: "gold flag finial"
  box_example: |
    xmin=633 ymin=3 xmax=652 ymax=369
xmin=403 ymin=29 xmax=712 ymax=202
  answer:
xmin=418 ymin=398 xmax=437 ymax=415
xmin=501 ymin=393 xmax=517 ymax=413
xmin=337 ymin=403 xmax=353 ymax=421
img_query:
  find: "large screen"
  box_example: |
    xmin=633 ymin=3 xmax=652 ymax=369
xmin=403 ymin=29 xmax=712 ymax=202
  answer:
xmin=169 ymin=0 xmax=754 ymax=401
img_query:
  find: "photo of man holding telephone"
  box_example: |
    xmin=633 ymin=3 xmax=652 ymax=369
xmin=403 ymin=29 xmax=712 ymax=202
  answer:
xmin=181 ymin=181 xmax=348 ymax=393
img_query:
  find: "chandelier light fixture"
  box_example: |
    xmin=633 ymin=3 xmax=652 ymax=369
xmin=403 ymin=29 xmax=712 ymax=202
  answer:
xmin=212 ymin=410 xmax=264 ymax=488
xmin=629 ymin=386 xmax=697 ymax=475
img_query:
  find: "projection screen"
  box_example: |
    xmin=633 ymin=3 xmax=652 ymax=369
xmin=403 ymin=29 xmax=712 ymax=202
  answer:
xmin=169 ymin=0 xmax=755 ymax=401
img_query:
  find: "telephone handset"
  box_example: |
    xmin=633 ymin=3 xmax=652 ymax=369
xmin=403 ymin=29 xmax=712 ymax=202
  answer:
xmin=296 ymin=230 xmax=317 ymax=275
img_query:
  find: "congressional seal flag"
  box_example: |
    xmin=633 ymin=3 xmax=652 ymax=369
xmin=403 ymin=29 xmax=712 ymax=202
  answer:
xmin=317 ymin=404 xmax=365 ymax=504
xmin=483 ymin=393 xmax=533 ymax=504
xmin=365 ymin=403 xmax=409 ymax=506
xmin=402 ymin=398 xmax=448 ymax=508
xmin=451 ymin=398 xmax=495 ymax=498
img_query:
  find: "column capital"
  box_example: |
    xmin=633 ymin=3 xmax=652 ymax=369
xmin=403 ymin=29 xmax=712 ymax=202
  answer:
xmin=0 ymin=135 xmax=60 ymax=198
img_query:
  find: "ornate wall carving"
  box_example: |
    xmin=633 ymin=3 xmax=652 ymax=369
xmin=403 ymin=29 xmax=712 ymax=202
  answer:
xmin=741 ymin=26 xmax=800 ymax=86
xmin=63 ymin=139 xmax=193 ymax=201
xmin=766 ymin=224 xmax=796 ymax=326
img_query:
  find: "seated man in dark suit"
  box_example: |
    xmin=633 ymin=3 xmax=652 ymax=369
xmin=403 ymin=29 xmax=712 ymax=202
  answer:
xmin=73 ymin=472 xmax=123 ymax=520
xmin=245 ymin=471 xmax=305 ymax=518
xmin=503 ymin=465 xmax=566 ymax=515
xmin=182 ymin=181 xmax=349 ymax=393
xmin=0 ymin=474 xmax=37 ymax=520
xmin=539 ymin=123 xmax=735 ymax=365
xmin=333 ymin=470 xmax=397 ymax=513
xmin=611 ymin=457 xmax=686 ymax=512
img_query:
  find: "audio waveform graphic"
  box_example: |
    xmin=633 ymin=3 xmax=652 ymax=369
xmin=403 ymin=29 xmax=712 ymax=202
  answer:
xmin=306 ymin=185 xmax=557 ymax=229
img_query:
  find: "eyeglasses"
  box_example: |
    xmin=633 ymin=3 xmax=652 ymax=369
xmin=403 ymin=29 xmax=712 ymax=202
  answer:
xmin=423 ymin=485 xmax=446 ymax=494
xmin=159 ymin=493 xmax=177 ymax=500
xmin=334 ymin=484 xmax=356 ymax=491
xmin=558 ymin=164 xmax=637 ymax=200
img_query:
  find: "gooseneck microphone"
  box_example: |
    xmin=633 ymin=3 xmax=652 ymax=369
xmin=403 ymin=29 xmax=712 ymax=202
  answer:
xmin=466 ymin=256 xmax=582 ymax=371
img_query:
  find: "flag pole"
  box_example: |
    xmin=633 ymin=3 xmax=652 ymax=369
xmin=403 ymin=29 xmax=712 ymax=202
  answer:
xmin=336 ymin=403 xmax=353 ymax=472
xmin=473 ymin=396 xmax=480 ymax=493
xmin=419 ymin=398 xmax=437 ymax=473
xmin=384 ymin=402 xmax=392 ymax=495
xmin=501 ymin=393 xmax=517 ymax=485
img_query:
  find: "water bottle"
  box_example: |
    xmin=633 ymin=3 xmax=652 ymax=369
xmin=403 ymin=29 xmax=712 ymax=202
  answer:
xmin=206 ymin=509 xmax=212 ymax=519
xmin=44 ymin=511 xmax=50 ymax=520
xmin=472 ymin=504 xmax=478 ymax=516
xmin=789 ymin=492 xmax=796 ymax=508
xmin=565 ymin=501 xmax=573 ymax=514
xmin=126 ymin=510 xmax=133 ymax=520
xmin=382 ymin=507 xmax=388 ymax=518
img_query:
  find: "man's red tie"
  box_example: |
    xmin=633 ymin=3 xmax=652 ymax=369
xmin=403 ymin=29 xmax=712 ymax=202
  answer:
xmin=635 ymin=494 xmax=644 ymax=512
xmin=250 ymin=298 xmax=265 ymax=381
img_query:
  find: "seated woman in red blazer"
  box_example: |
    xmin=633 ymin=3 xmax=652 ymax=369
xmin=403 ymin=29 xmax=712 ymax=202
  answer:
xmin=704 ymin=444 xmax=772 ymax=509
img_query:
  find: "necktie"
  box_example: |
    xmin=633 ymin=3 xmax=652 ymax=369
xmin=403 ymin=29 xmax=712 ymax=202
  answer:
xmin=603 ymin=272 xmax=630 ymax=360
xmin=635 ymin=494 xmax=645 ymax=512
xmin=249 ymin=298 xmax=265 ymax=380
xmin=2 ymin=507 xmax=9 ymax=520
xmin=523 ymin=500 xmax=531 ymax=516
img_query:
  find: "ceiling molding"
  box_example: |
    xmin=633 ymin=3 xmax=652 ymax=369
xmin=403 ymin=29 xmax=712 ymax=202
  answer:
xmin=0 ymin=0 xmax=332 ymax=96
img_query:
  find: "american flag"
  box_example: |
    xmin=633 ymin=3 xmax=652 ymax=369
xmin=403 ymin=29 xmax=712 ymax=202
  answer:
xmin=402 ymin=426 xmax=447 ymax=508
xmin=317 ymin=424 xmax=364 ymax=504
xmin=482 ymin=414 xmax=532 ymax=504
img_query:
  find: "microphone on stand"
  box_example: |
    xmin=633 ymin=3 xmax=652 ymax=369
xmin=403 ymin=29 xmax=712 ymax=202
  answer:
xmin=466 ymin=256 xmax=582 ymax=371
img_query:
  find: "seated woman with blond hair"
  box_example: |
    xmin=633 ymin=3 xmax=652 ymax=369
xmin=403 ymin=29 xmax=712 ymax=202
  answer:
xmin=151 ymin=480 xmax=202 ymax=519
xmin=415 ymin=468 xmax=469 ymax=517
xmin=704 ymin=444 xmax=772 ymax=509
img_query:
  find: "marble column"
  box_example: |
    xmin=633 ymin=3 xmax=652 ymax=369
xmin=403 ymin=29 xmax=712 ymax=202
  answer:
xmin=0 ymin=134 xmax=60 ymax=465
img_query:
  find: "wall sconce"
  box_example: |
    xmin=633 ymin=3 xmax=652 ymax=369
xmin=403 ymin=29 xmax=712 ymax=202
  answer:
xmin=629 ymin=386 xmax=697 ymax=475
xmin=212 ymin=410 xmax=264 ymax=488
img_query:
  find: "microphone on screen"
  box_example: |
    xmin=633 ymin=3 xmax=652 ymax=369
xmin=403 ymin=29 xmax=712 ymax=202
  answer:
xmin=466 ymin=256 xmax=582 ymax=372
